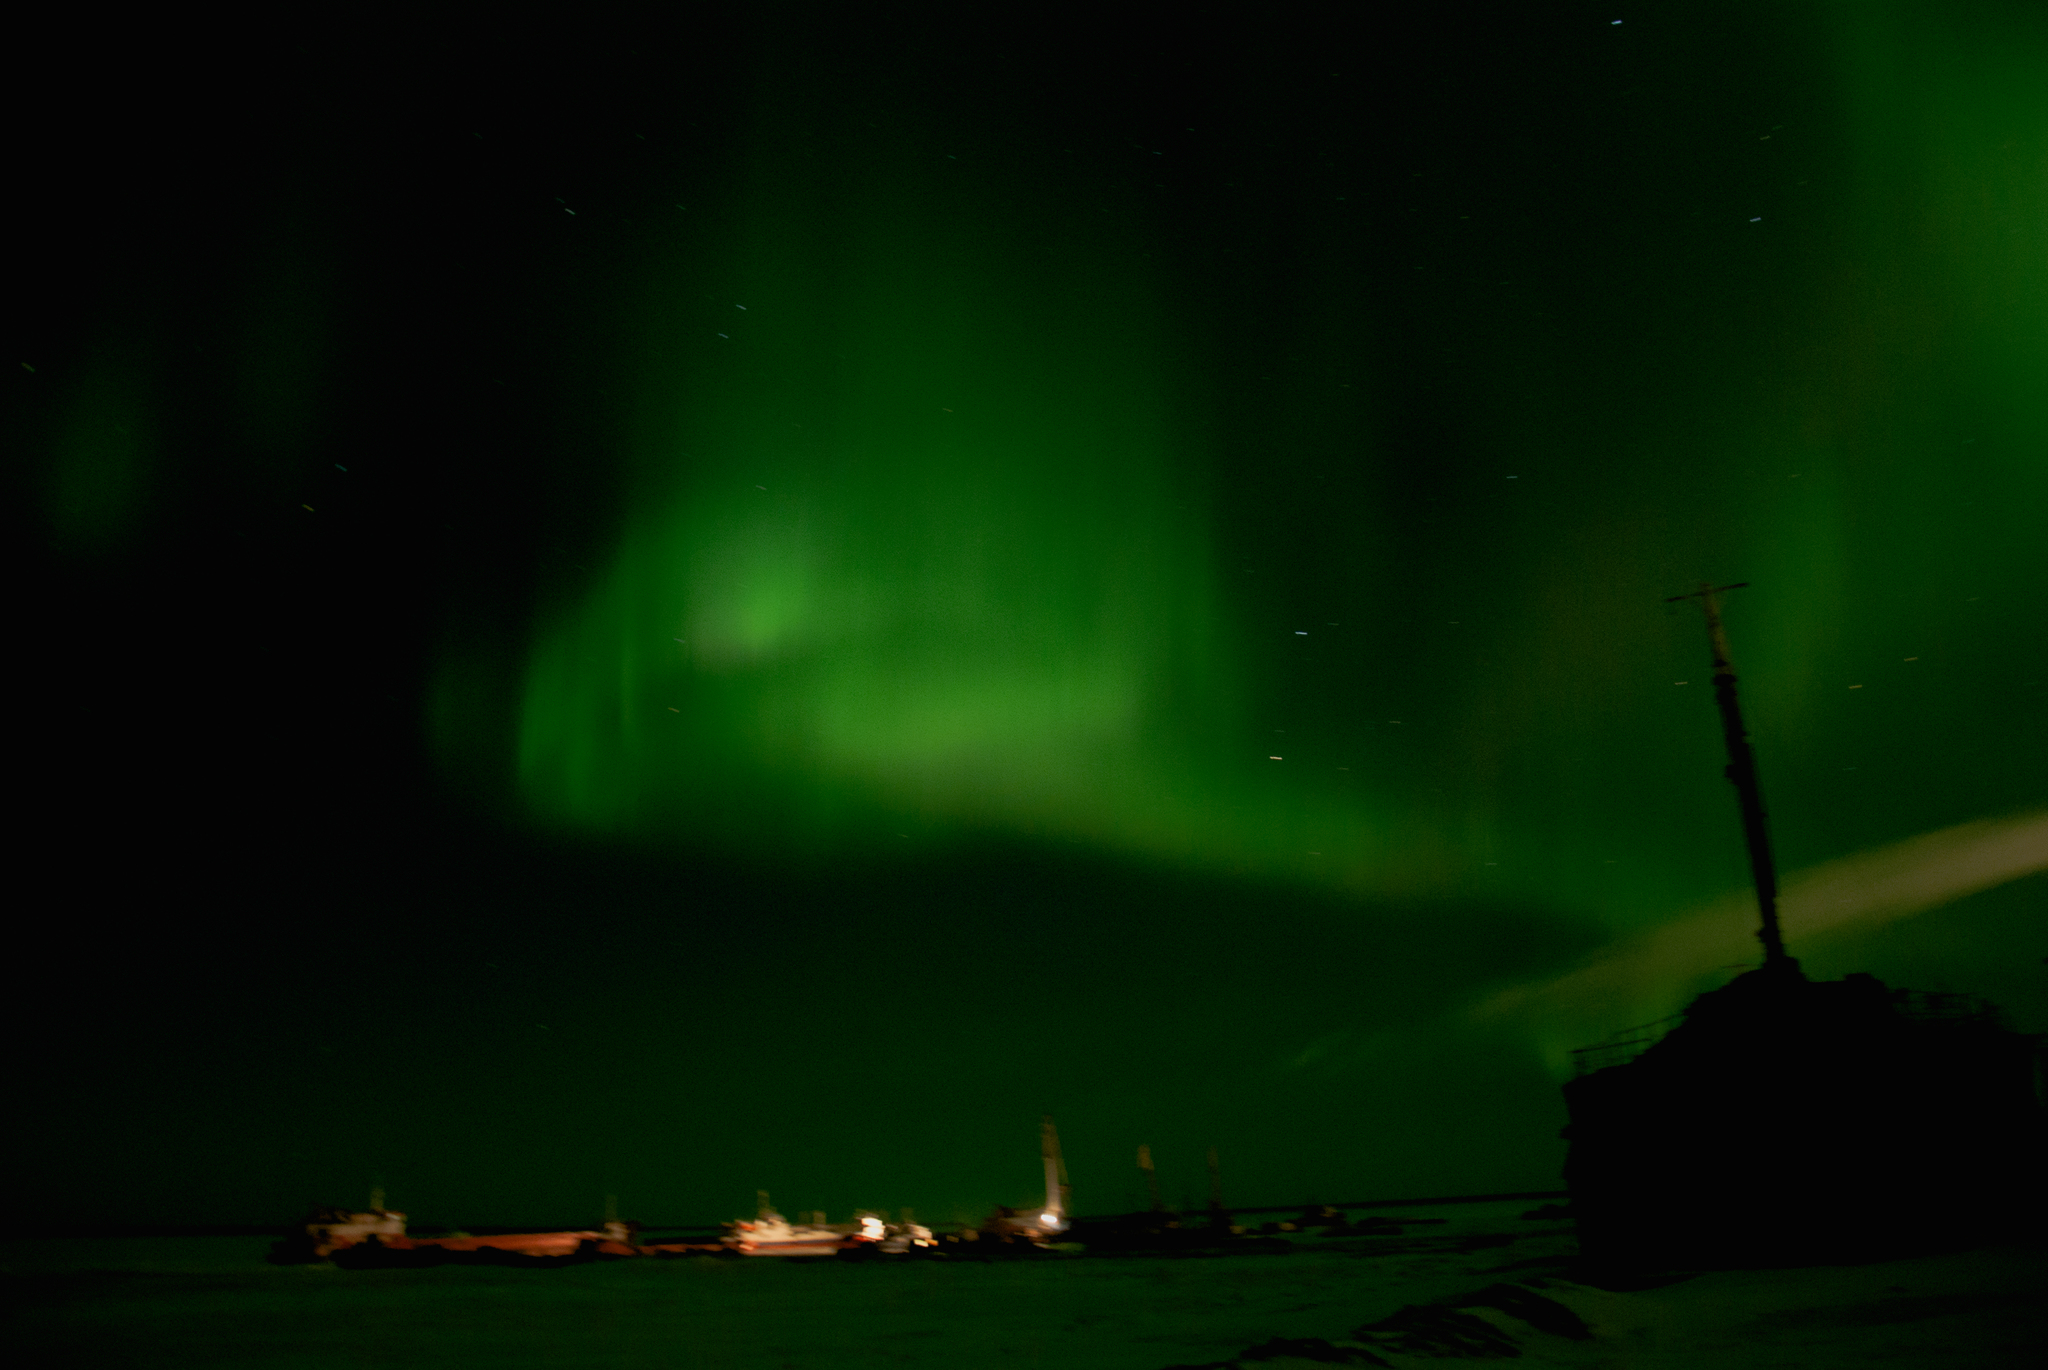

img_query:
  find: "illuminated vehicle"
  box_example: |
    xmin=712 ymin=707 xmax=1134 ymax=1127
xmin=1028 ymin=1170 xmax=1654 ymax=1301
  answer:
xmin=877 ymin=1215 xmax=937 ymax=1252
xmin=284 ymin=1202 xmax=409 ymax=1260
xmin=722 ymin=1193 xmax=870 ymax=1256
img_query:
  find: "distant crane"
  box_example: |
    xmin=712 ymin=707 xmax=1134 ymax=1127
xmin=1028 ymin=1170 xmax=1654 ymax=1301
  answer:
xmin=1138 ymin=1143 xmax=1163 ymax=1212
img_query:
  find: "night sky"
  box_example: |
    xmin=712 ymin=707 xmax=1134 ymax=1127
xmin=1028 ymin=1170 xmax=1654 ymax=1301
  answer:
xmin=13 ymin=4 xmax=2045 ymax=1233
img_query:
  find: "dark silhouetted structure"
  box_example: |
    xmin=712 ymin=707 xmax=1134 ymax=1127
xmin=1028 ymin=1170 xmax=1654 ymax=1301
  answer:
xmin=1564 ymin=968 xmax=2043 ymax=1269
xmin=1562 ymin=586 xmax=2046 ymax=1271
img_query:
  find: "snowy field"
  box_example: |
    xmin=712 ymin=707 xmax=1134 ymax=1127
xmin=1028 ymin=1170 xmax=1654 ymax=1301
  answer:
xmin=5 ymin=1202 xmax=2042 ymax=1368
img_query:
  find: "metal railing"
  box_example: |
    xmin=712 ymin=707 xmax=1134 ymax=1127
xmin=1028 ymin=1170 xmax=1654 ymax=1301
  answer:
xmin=1567 ymin=1013 xmax=1686 ymax=1078
xmin=1568 ymin=989 xmax=2014 ymax=1079
xmin=1888 ymin=988 xmax=2004 ymax=1026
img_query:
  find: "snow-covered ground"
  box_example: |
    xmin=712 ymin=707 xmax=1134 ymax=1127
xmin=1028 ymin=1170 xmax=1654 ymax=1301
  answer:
xmin=4 ymin=1202 xmax=2041 ymax=1367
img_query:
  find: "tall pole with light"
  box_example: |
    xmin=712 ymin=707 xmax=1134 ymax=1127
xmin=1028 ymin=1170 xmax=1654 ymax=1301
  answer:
xmin=1040 ymin=1116 xmax=1070 ymax=1232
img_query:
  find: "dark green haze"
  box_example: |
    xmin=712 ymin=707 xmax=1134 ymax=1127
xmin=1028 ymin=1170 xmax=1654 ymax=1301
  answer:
xmin=14 ymin=4 xmax=2045 ymax=1231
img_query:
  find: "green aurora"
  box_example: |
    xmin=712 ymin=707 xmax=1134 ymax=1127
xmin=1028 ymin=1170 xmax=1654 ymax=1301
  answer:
xmin=16 ymin=2 xmax=2047 ymax=1229
xmin=509 ymin=125 xmax=1244 ymax=868
xmin=492 ymin=3 xmax=2046 ymax=972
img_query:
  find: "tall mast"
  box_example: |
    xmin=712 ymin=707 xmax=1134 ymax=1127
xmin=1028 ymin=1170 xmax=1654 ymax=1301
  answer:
xmin=1665 ymin=582 xmax=1794 ymax=972
xmin=1138 ymin=1143 xmax=1163 ymax=1212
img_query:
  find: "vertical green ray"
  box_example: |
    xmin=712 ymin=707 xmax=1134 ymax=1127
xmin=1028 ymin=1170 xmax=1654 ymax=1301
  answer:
xmin=512 ymin=109 xmax=1263 ymax=862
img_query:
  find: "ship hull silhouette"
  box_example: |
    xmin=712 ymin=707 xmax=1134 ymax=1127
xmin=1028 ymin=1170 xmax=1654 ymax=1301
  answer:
xmin=1563 ymin=964 xmax=2044 ymax=1270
